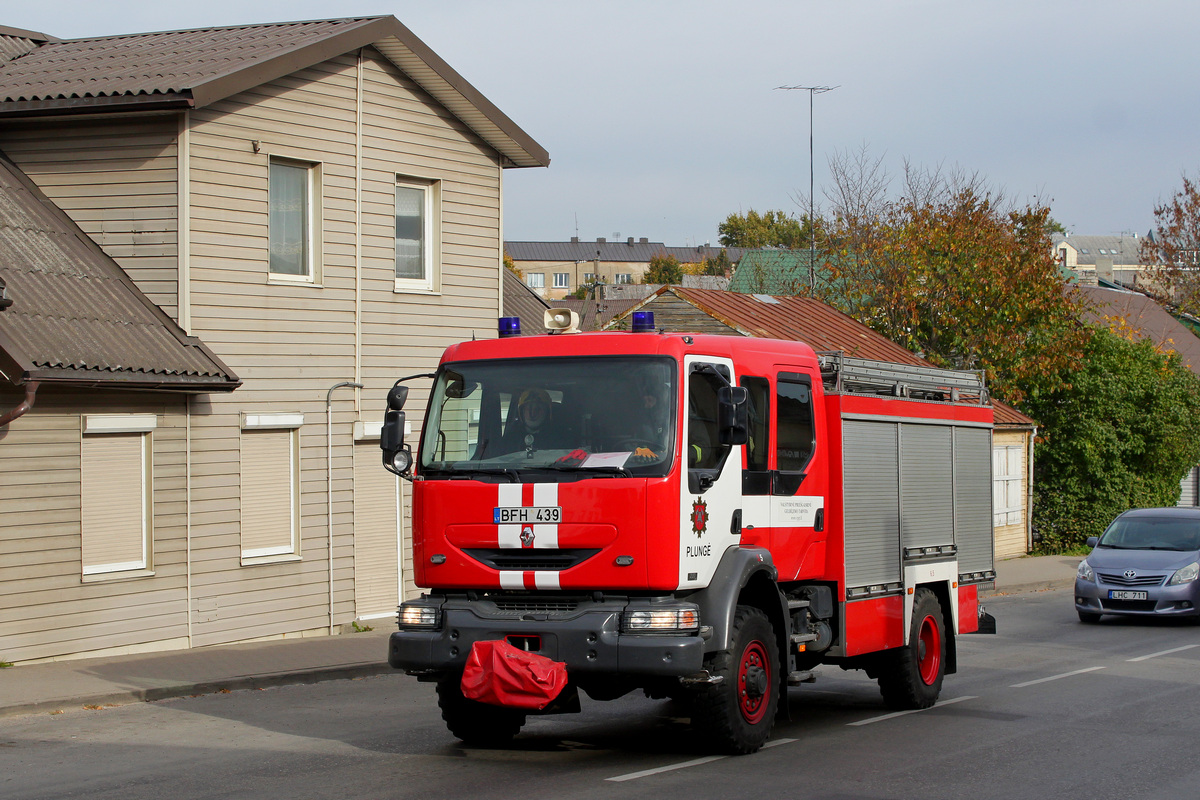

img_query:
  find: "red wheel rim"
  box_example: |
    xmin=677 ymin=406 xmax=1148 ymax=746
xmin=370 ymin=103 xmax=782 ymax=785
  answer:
xmin=917 ymin=614 xmax=941 ymax=685
xmin=737 ymin=639 xmax=771 ymax=724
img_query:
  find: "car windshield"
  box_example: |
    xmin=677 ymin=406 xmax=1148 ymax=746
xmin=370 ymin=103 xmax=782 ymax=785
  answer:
xmin=419 ymin=355 xmax=676 ymax=481
xmin=1097 ymin=516 xmax=1200 ymax=551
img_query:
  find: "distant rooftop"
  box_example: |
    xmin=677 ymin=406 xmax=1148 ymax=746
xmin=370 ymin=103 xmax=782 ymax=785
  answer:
xmin=506 ymin=238 xmax=744 ymax=264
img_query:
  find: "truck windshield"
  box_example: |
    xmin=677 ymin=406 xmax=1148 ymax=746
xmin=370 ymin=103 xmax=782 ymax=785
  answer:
xmin=419 ymin=356 xmax=676 ymax=480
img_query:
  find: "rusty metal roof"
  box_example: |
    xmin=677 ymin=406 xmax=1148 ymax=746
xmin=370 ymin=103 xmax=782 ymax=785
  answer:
xmin=1080 ymin=285 xmax=1200 ymax=377
xmin=0 ymin=150 xmax=239 ymax=390
xmin=0 ymin=16 xmax=548 ymax=168
xmin=610 ymin=286 xmax=1034 ymax=427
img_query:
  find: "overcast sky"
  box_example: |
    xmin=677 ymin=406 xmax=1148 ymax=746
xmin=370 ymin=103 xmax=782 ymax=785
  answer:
xmin=6 ymin=1 xmax=1198 ymax=246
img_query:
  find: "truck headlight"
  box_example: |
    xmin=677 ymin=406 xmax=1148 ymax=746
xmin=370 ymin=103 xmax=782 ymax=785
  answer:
xmin=397 ymin=603 xmax=441 ymax=629
xmin=622 ymin=607 xmax=700 ymax=633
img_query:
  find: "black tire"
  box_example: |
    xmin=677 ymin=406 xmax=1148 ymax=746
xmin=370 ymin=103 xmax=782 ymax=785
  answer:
xmin=1077 ymin=610 xmax=1102 ymax=624
xmin=877 ymin=588 xmax=946 ymax=710
xmin=690 ymin=605 xmax=780 ymax=755
xmin=435 ymin=674 xmax=526 ymax=747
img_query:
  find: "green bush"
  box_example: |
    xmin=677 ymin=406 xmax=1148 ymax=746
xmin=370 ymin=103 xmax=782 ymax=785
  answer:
xmin=1021 ymin=328 xmax=1200 ymax=552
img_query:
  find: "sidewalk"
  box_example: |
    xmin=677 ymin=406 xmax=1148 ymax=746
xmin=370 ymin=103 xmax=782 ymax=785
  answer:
xmin=0 ymin=554 xmax=1079 ymax=720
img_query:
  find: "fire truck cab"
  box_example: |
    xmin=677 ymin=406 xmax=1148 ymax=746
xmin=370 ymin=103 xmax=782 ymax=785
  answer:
xmin=382 ymin=312 xmax=995 ymax=754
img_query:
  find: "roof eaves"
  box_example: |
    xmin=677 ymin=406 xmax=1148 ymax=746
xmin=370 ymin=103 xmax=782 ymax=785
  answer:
xmin=0 ymin=25 xmax=58 ymax=42
xmin=673 ymin=287 xmax=758 ymax=337
xmin=0 ymin=93 xmax=193 ymax=119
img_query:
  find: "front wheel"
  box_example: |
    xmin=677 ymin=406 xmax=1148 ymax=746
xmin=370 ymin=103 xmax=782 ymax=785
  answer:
xmin=1077 ymin=610 xmax=1102 ymax=624
xmin=690 ymin=605 xmax=780 ymax=754
xmin=877 ymin=588 xmax=946 ymax=710
xmin=436 ymin=674 xmax=526 ymax=747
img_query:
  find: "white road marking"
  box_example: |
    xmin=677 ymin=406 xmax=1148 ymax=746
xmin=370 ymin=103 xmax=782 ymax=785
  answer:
xmin=604 ymin=738 xmax=797 ymax=782
xmin=847 ymin=695 xmax=977 ymax=726
xmin=1127 ymin=643 xmax=1200 ymax=662
xmin=606 ymin=756 xmax=727 ymax=782
xmin=1010 ymin=666 xmax=1105 ymax=688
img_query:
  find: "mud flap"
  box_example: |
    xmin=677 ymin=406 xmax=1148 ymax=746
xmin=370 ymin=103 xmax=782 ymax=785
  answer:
xmin=461 ymin=639 xmax=569 ymax=710
xmin=972 ymin=606 xmax=997 ymax=634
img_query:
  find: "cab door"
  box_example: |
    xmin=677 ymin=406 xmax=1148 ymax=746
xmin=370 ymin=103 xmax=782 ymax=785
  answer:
xmin=769 ymin=369 xmax=827 ymax=580
xmin=678 ymin=356 xmax=743 ymax=590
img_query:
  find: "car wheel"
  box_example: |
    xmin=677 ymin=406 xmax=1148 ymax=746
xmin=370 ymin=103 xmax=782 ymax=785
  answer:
xmin=1077 ymin=610 xmax=1102 ymax=624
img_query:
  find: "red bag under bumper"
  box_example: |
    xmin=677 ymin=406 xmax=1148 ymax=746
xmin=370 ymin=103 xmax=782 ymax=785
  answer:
xmin=460 ymin=640 xmax=568 ymax=710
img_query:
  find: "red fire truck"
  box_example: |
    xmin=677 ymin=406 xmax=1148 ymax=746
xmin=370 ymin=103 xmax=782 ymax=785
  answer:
xmin=381 ymin=310 xmax=996 ymax=754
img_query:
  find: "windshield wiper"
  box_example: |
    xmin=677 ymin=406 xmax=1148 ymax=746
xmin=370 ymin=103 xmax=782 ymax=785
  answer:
xmin=537 ymin=463 xmax=634 ymax=478
xmin=442 ymin=466 xmax=520 ymax=482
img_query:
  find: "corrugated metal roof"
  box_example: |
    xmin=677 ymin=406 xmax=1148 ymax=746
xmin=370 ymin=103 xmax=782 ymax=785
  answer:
xmin=1053 ymin=234 xmax=1142 ymax=266
xmin=0 ymin=16 xmax=548 ymax=169
xmin=0 ymin=150 xmax=238 ymax=389
xmin=608 ymin=287 xmax=1035 ymax=427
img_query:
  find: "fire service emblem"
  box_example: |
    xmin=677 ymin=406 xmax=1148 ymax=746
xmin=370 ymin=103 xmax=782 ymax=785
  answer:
xmin=691 ymin=499 xmax=708 ymax=537
xmin=520 ymin=525 xmax=535 ymax=548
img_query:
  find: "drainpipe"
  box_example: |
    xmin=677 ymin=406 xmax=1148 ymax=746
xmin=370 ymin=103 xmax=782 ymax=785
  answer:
xmin=0 ymin=381 xmax=39 ymax=427
xmin=327 ymin=381 xmax=363 ymax=634
xmin=1026 ymin=425 xmax=1037 ymax=553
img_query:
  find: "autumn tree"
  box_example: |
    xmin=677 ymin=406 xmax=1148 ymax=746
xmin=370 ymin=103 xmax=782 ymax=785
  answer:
xmin=1022 ymin=328 xmax=1200 ymax=551
xmin=819 ymin=163 xmax=1089 ymax=404
xmin=1141 ymin=172 xmax=1200 ymax=315
xmin=643 ymin=254 xmax=683 ymax=284
xmin=717 ymin=209 xmax=821 ymax=249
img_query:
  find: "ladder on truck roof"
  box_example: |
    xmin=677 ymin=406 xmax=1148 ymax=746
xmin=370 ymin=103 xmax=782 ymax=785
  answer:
xmin=817 ymin=351 xmax=988 ymax=405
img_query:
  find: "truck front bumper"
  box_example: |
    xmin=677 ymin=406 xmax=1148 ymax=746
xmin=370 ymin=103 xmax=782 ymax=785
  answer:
xmin=388 ymin=594 xmax=706 ymax=678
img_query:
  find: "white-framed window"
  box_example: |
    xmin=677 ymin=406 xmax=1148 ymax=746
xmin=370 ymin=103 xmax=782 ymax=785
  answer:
xmin=553 ymin=272 xmax=570 ymax=289
xmin=583 ymin=272 xmax=597 ymax=284
xmin=395 ymin=177 xmax=440 ymax=293
xmin=993 ymin=445 xmax=1023 ymax=526
xmin=81 ymin=414 xmax=156 ymax=577
xmin=615 ymin=273 xmax=632 ymax=284
xmin=269 ymin=157 xmax=321 ymax=282
xmin=240 ymin=414 xmax=303 ymax=563
xmin=526 ymin=272 xmax=545 ymax=289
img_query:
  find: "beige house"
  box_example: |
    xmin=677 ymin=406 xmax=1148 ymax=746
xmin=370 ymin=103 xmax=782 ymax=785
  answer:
xmin=608 ymin=286 xmax=1037 ymax=559
xmin=0 ymin=17 xmax=547 ymax=663
xmin=1053 ymin=233 xmax=1149 ymax=288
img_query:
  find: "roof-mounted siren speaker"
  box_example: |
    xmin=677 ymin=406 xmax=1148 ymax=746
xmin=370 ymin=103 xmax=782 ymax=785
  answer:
xmin=544 ymin=308 xmax=581 ymax=334
xmin=631 ymin=311 xmax=655 ymax=333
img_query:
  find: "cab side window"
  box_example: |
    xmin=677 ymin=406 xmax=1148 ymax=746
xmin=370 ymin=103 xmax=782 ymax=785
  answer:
xmin=688 ymin=366 xmax=732 ymax=491
xmin=741 ymin=376 xmax=771 ymax=495
xmin=775 ymin=375 xmax=815 ymax=493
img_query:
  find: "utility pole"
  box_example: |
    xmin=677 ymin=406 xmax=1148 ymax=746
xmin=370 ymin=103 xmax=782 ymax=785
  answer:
xmin=775 ymin=84 xmax=838 ymax=291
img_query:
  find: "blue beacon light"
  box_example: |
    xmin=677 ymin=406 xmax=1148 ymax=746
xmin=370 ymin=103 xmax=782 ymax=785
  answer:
xmin=631 ymin=311 xmax=655 ymax=333
xmin=497 ymin=316 xmax=521 ymax=337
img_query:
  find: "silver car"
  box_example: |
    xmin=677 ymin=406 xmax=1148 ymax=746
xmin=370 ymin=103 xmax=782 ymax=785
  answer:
xmin=1074 ymin=507 xmax=1200 ymax=623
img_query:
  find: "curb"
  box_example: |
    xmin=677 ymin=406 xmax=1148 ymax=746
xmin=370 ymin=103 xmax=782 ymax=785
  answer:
xmin=0 ymin=662 xmax=394 ymax=720
xmin=983 ymin=578 xmax=1075 ymax=598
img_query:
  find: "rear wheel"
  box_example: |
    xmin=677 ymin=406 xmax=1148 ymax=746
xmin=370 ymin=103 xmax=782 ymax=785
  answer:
xmin=1077 ymin=610 xmax=1102 ymax=624
xmin=690 ymin=605 xmax=780 ymax=754
xmin=877 ymin=588 xmax=945 ymax=710
xmin=436 ymin=674 xmax=526 ymax=747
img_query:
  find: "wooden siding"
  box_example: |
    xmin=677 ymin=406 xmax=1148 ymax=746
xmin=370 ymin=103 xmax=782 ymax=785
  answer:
xmin=0 ymin=116 xmax=181 ymax=318
xmin=0 ymin=387 xmax=189 ymax=663
xmin=643 ymin=294 xmax=742 ymax=336
xmin=993 ymin=429 xmax=1029 ymax=559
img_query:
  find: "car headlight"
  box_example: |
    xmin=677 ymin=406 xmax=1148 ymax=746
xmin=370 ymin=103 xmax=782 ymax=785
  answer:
xmin=621 ymin=607 xmax=700 ymax=633
xmin=1077 ymin=560 xmax=1094 ymax=582
xmin=397 ymin=603 xmax=441 ymax=629
xmin=1168 ymin=562 xmax=1199 ymax=586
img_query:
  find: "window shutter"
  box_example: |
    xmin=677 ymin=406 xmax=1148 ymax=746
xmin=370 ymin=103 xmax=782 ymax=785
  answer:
xmin=241 ymin=429 xmax=296 ymax=557
xmin=81 ymin=432 xmax=147 ymax=573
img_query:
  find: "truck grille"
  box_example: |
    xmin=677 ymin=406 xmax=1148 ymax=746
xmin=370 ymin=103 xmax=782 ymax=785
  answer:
xmin=489 ymin=596 xmax=581 ymax=613
xmin=1097 ymin=572 xmax=1165 ymax=587
xmin=464 ymin=548 xmax=600 ymax=571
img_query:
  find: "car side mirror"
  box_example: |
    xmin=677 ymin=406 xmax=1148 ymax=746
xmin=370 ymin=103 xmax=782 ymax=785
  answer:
xmin=1086 ymin=536 xmax=1099 ymax=548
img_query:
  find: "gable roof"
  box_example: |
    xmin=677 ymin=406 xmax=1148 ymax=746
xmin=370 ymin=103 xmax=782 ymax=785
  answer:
xmin=728 ymin=249 xmax=828 ymax=294
xmin=0 ymin=150 xmax=239 ymax=390
xmin=0 ymin=16 xmax=548 ymax=168
xmin=1052 ymin=234 xmax=1142 ymax=266
xmin=1080 ymin=285 xmax=1200 ymax=377
xmin=501 ymin=268 xmax=550 ymax=334
xmin=609 ymin=286 xmax=1034 ymax=427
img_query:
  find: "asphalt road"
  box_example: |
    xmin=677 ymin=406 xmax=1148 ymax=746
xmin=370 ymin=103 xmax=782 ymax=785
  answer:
xmin=2 ymin=589 xmax=1197 ymax=800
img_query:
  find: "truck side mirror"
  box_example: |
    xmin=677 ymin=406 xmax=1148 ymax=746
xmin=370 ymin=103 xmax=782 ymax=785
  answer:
xmin=387 ymin=384 xmax=409 ymax=411
xmin=717 ymin=386 xmax=749 ymax=446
